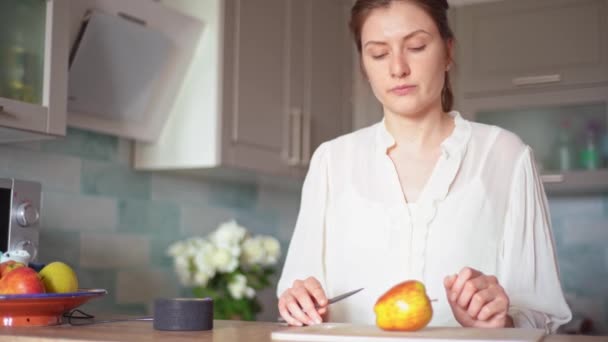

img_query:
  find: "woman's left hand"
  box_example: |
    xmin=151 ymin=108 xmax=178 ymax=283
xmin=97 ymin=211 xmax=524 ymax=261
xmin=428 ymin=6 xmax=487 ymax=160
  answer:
xmin=444 ymin=267 xmax=514 ymax=328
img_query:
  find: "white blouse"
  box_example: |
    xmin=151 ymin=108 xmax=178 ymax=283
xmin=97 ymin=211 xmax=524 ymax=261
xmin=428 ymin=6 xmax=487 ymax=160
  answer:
xmin=277 ymin=112 xmax=572 ymax=333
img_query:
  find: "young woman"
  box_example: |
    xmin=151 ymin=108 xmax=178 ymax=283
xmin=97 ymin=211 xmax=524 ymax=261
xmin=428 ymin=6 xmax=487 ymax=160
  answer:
xmin=277 ymin=0 xmax=571 ymax=332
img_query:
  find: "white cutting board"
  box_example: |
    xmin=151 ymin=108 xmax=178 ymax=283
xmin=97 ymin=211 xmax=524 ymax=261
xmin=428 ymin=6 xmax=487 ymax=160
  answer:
xmin=271 ymin=324 xmax=546 ymax=342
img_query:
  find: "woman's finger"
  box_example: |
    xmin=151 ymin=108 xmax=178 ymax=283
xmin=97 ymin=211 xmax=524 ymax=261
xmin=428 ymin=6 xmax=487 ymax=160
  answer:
xmin=476 ymin=291 xmax=509 ymax=321
xmin=292 ymin=287 xmax=322 ymax=324
xmin=278 ymin=294 xmax=302 ymax=326
xmin=450 ymin=267 xmax=482 ymax=302
xmin=304 ymin=277 xmax=328 ymax=308
xmin=444 ymin=274 xmax=457 ymax=291
xmin=466 ymin=288 xmax=494 ymax=318
xmin=287 ymin=297 xmax=313 ymax=326
xmin=457 ymin=276 xmax=491 ymax=309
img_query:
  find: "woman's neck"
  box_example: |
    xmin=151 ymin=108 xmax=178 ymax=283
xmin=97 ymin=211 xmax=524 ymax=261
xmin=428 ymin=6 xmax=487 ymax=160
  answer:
xmin=383 ymin=106 xmax=454 ymax=154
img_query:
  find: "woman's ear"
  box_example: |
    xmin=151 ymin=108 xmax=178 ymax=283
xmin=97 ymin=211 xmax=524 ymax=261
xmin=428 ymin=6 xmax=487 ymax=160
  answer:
xmin=445 ymin=38 xmax=454 ymax=71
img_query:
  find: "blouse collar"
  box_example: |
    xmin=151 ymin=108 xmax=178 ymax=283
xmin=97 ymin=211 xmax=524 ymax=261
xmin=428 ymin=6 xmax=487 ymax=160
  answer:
xmin=375 ymin=111 xmax=471 ymax=159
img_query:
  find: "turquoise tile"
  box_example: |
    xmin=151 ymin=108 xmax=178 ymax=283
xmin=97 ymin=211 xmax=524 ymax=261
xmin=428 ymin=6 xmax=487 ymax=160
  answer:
xmin=79 ymin=298 xmax=118 ymax=315
xmin=118 ymin=199 xmax=180 ymax=238
xmin=180 ymin=287 xmax=194 ymax=297
xmin=37 ymin=229 xmax=80 ymax=265
xmin=558 ymin=245 xmax=608 ymax=296
xmin=551 ymin=220 xmax=565 ymax=248
xmin=77 ymin=268 xmax=117 ymax=294
xmin=149 ymin=239 xmax=179 ymax=268
xmin=41 ymin=128 xmax=118 ymax=161
xmin=82 ymin=160 xmax=150 ymax=200
xmin=208 ymin=181 xmax=258 ymax=209
xmin=73 ymin=268 xmax=117 ymax=314
xmin=236 ymin=209 xmax=279 ymax=236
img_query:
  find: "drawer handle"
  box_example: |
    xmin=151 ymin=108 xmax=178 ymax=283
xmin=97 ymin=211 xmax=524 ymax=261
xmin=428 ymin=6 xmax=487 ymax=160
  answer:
xmin=512 ymin=74 xmax=561 ymax=86
xmin=285 ymin=107 xmax=302 ymax=166
xmin=541 ymin=174 xmax=565 ymax=183
xmin=300 ymin=114 xmax=311 ymax=166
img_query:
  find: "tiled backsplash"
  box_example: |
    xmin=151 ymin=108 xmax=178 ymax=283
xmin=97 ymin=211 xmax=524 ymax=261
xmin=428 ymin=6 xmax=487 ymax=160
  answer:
xmin=0 ymin=128 xmax=606 ymax=333
xmin=0 ymin=128 xmax=301 ymax=321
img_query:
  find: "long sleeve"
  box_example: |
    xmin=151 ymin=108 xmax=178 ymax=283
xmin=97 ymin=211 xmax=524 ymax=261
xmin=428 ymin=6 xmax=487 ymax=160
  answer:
xmin=276 ymin=143 xmax=330 ymax=297
xmin=499 ymin=147 xmax=572 ymax=333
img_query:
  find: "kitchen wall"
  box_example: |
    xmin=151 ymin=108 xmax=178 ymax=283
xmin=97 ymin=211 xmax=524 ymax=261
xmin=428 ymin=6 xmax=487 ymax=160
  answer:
xmin=0 ymin=128 xmax=606 ymax=333
xmin=0 ymin=128 xmax=302 ymax=322
xmin=549 ymin=196 xmax=608 ymax=334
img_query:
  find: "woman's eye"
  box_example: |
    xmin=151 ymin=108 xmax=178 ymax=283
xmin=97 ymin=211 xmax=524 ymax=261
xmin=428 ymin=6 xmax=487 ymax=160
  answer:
xmin=371 ymin=53 xmax=387 ymax=60
xmin=409 ymin=45 xmax=426 ymax=52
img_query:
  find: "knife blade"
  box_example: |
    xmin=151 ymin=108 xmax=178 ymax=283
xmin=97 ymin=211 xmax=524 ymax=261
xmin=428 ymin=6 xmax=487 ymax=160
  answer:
xmin=319 ymin=287 xmax=364 ymax=308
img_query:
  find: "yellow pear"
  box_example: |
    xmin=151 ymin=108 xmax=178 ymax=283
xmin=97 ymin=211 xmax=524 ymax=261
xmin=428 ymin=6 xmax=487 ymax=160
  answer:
xmin=39 ymin=261 xmax=79 ymax=293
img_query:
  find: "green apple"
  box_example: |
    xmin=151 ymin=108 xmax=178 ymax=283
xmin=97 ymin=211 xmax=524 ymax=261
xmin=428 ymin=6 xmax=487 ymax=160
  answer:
xmin=38 ymin=261 xmax=79 ymax=293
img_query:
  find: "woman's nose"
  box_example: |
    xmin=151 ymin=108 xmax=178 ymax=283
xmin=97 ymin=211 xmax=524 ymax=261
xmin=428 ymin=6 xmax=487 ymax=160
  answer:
xmin=389 ymin=53 xmax=410 ymax=78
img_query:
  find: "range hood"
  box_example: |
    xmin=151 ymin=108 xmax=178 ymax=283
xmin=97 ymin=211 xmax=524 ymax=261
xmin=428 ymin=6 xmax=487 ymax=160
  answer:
xmin=69 ymin=10 xmax=173 ymax=124
xmin=67 ymin=0 xmax=203 ymax=142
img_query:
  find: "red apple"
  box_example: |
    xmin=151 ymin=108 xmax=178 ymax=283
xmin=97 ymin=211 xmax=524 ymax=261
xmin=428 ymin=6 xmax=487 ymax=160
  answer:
xmin=0 ymin=267 xmax=45 ymax=295
xmin=0 ymin=260 xmax=25 ymax=279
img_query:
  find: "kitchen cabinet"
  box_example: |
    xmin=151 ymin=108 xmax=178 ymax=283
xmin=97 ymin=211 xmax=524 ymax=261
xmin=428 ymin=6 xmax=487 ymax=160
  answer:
xmin=453 ymin=0 xmax=608 ymax=194
xmin=134 ymin=0 xmax=353 ymax=179
xmin=459 ymin=86 xmax=608 ymax=194
xmin=0 ymin=0 xmax=69 ymax=143
xmin=456 ymin=0 xmax=608 ymax=97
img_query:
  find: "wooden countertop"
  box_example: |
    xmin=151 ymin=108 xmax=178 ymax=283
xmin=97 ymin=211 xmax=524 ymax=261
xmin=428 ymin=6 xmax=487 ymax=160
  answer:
xmin=0 ymin=320 xmax=604 ymax=342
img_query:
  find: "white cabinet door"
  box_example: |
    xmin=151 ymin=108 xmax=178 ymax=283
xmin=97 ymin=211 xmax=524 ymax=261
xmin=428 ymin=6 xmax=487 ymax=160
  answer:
xmin=0 ymin=0 xmax=69 ymax=142
xmin=221 ymin=0 xmax=293 ymax=176
xmin=457 ymin=0 xmax=608 ymax=97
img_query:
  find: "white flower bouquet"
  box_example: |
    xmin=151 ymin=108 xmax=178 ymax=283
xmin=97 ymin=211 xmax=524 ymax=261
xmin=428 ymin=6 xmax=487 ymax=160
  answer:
xmin=167 ymin=220 xmax=281 ymax=320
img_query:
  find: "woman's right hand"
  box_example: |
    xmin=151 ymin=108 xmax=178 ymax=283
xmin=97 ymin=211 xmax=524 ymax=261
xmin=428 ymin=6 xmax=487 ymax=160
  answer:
xmin=278 ymin=277 xmax=328 ymax=326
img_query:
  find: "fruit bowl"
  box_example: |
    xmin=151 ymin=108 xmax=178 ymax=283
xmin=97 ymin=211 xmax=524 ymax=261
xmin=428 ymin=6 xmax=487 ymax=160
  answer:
xmin=0 ymin=289 xmax=107 ymax=327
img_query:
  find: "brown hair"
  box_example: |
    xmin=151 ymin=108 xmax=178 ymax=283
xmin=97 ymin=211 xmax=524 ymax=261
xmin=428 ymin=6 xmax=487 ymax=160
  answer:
xmin=350 ymin=0 xmax=454 ymax=112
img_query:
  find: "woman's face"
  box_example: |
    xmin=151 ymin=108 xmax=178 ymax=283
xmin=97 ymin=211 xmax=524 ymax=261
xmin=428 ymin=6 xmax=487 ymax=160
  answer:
xmin=361 ymin=1 xmax=451 ymax=118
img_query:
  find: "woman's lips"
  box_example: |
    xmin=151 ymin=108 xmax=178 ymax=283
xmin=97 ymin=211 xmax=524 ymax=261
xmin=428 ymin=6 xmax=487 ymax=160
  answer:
xmin=390 ymin=85 xmax=416 ymax=96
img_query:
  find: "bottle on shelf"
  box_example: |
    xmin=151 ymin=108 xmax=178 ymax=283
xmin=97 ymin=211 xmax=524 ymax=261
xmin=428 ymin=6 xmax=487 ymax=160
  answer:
xmin=5 ymin=30 xmax=35 ymax=103
xmin=579 ymin=120 xmax=600 ymax=170
xmin=600 ymin=130 xmax=608 ymax=168
xmin=555 ymin=119 xmax=575 ymax=171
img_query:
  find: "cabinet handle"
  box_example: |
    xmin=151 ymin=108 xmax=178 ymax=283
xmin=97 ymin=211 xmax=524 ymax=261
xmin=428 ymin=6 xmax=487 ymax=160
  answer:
xmin=541 ymin=174 xmax=565 ymax=183
xmin=512 ymin=74 xmax=561 ymax=87
xmin=300 ymin=114 xmax=311 ymax=166
xmin=287 ymin=108 xmax=302 ymax=166
xmin=282 ymin=108 xmax=291 ymax=163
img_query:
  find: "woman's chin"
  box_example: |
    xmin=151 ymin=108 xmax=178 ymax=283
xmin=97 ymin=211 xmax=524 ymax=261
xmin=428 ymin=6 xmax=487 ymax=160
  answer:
xmin=386 ymin=106 xmax=427 ymax=119
xmin=384 ymin=99 xmax=441 ymax=119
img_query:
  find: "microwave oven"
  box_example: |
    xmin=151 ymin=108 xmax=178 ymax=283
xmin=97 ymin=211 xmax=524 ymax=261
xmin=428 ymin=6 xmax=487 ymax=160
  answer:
xmin=0 ymin=178 xmax=41 ymax=262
